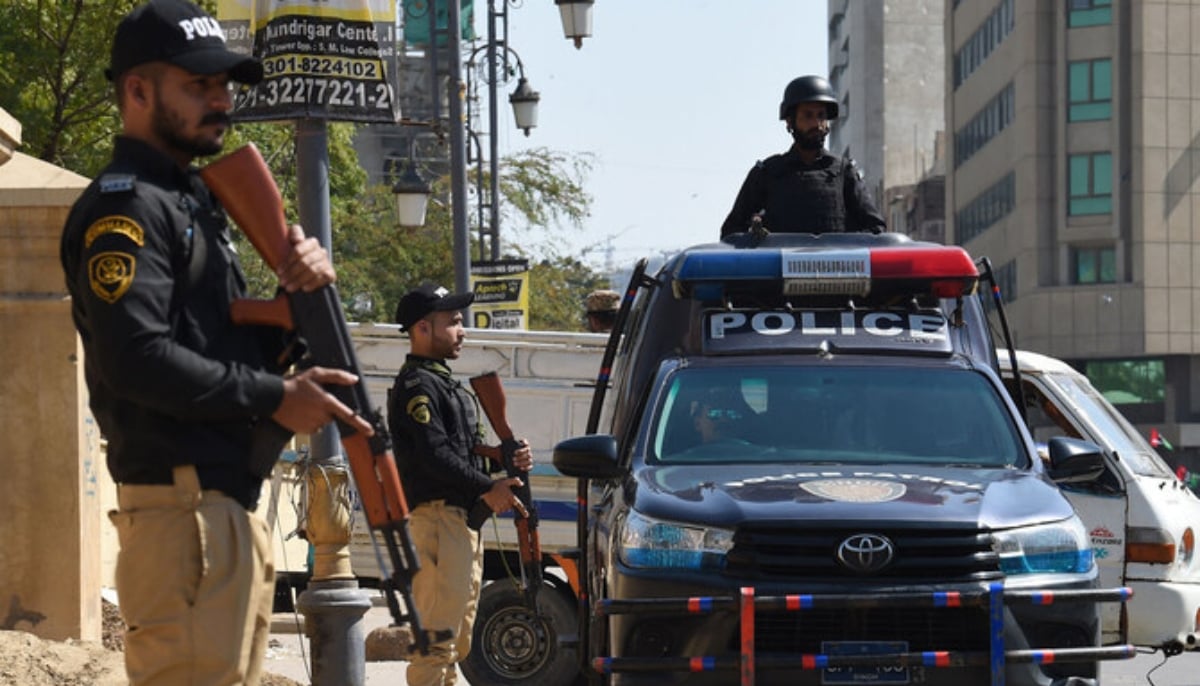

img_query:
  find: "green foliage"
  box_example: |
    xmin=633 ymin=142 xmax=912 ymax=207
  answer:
xmin=0 ymin=0 xmax=605 ymax=329
xmin=0 ymin=0 xmax=138 ymax=176
xmin=527 ymin=254 xmax=611 ymax=331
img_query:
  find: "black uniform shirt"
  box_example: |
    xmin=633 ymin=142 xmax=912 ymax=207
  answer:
xmin=60 ymin=136 xmax=286 ymax=506
xmin=720 ymin=149 xmax=887 ymax=237
xmin=388 ymin=355 xmax=493 ymax=510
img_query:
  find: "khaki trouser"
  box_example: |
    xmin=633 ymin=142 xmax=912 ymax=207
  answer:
xmin=406 ymin=500 xmax=484 ymax=686
xmin=110 ymin=465 xmax=274 ymax=686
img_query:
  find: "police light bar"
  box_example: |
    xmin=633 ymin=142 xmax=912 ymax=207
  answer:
xmin=674 ymin=245 xmax=979 ymax=300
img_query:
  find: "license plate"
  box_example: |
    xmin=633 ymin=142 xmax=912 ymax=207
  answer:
xmin=820 ymin=641 xmax=910 ymax=684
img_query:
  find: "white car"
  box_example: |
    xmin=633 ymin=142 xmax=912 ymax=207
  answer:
xmin=1000 ymin=348 xmax=1200 ymax=653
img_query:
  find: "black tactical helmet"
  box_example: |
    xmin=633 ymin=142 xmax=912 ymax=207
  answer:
xmin=779 ymin=75 xmax=839 ymax=121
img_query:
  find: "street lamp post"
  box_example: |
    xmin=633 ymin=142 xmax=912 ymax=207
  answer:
xmin=469 ymin=0 xmax=541 ymax=261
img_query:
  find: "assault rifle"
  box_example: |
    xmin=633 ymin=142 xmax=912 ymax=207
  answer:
xmin=469 ymin=372 xmax=543 ymax=609
xmin=200 ymin=143 xmax=442 ymax=654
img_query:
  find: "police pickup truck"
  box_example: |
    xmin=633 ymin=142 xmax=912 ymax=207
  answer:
xmin=552 ymin=233 xmax=1134 ymax=686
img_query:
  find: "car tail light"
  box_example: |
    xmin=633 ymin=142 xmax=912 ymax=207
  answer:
xmin=1126 ymin=527 xmax=1176 ymax=564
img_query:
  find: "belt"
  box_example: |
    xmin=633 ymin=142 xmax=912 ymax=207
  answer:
xmin=117 ymin=464 xmax=260 ymax=511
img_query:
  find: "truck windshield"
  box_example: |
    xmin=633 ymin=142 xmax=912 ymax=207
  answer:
xmin=1043 ymin=371 xmax=1176 ymax=479
xmin=649 ymin=366 xmax=1027 ymax=467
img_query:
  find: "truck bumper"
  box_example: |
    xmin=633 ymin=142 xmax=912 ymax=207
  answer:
xmin=1124 ymin=579 xmax=1200 ymax=650
xmin=601 ymin=570 xmax=1103 ymax=686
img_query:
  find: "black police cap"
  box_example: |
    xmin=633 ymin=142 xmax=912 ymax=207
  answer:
xmin=395 ymin=284 xmax=475 ymax=332
xmin=106 ymin=0 xmax=263 ymax=85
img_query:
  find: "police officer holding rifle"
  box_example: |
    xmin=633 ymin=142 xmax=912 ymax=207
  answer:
xmin=388 ymin=283 xmax=533 ymax=686
xmin=59 ymin=1 xmax=372 ymax=683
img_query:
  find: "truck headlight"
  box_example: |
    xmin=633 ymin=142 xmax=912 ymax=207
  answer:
xmin=618 ymin=511 xmax=734 ymax=570
xmin=994 ymin=518 xmax=1094 ymax=576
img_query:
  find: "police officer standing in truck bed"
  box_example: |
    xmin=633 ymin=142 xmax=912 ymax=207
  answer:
xmin=721 ymin=75 xmax=887 ymax=237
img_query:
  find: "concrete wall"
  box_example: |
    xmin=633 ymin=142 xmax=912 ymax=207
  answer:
xmin=0 ymin=146 xmax=96 ymax=641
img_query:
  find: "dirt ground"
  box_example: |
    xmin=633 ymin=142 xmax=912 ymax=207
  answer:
xmin=0 ymin=600 xmax=303 ymax=686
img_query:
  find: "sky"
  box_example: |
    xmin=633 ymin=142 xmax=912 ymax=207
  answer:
xmin=472 ymin=0 xmax=829 ymax=274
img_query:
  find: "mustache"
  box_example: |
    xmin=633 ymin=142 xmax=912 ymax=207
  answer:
xmin=200 ymin=112 xmax=233 ymax=127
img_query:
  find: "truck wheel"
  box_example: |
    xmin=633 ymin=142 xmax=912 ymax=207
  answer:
xmin=462 ymin=580 xmax=580 ymax=686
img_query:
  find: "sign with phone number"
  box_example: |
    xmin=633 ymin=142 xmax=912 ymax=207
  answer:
xmin=217 ymin=1 xmax=400 ymax=123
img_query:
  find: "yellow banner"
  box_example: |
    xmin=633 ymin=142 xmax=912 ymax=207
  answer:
xmin=470 ymin=260 xmax=530 ymax=330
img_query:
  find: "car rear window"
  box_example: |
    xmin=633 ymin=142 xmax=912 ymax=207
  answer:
xmin=649 ymin=365 xmax=1027 ymax=468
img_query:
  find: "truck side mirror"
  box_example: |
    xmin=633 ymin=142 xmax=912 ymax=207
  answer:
xmin=553 ymin=434 xmax=622 ymax=481
xmin=1045 ymin=436 xmax=1106 ymax=484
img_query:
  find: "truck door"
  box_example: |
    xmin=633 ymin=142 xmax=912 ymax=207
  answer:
xmin=1010 ymin=374 xmax=1128 ymax=644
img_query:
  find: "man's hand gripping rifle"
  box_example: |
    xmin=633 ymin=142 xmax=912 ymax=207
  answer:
xmin=200 ymin=143 xmax=446 ymax=654
xmin=468 ymin=372 xmax=543 ymax=609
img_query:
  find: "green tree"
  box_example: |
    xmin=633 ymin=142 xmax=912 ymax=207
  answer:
xmin=0 ymin=0 xmax=138 ymax=176
xmin=527 ymin=254 xmax=611 ymax=331
xmin=0 ymin=0 xmax=605 ymax=329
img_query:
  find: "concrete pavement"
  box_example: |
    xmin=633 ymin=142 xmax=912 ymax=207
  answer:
xmin=262 ymin=593 xmax=464 ymax=685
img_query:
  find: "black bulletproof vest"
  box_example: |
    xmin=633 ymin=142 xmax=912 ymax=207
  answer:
xmin=762 ymin=155 xmax=846 ymax=233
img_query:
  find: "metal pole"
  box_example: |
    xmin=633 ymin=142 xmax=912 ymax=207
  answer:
xmin=487 ymin=0 xmax=501 ymax=260
xmin=448 ymin=0 xmax=472 ymax=298
xmin=294 ymin=117 xmax=370 ymax=686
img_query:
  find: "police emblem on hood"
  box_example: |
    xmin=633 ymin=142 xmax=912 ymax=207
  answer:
xmin=800 ymin=478 xmax=906 ymax=503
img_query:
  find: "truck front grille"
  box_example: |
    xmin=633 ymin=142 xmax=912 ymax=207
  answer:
xmin=725 ymin=524 xmax=1002 ymax=582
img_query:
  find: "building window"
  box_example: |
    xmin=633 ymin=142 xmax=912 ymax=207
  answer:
xmin=1085 ymin=358 xmax=1165 ymax=405
xmin=954 ymin=0 xmax=1015 ymax=90
xmin=954 ymin=82 xmax=1015 ymax=168
xmin=1068 ymin=59 xmax=1112 ymax=121
xmin=1068 ymin=152 xmax=1112 ymax=215
xmin=1072 ymin=245 xmax=1117 ymax=283
xmin=956 ymin=172 xmax=1016 ymax=243
xmin=1069 ymin=0 xmax=1112 ymax=28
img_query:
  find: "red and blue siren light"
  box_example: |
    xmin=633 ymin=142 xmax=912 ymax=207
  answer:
xmin=674 ymin=244 xmax=979 ymax=301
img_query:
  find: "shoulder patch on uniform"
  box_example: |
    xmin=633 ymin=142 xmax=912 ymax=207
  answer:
xmin=99 ymin=174 xmax=136 ymax=194
xmin=406 ymin=395 xmax=431 ymax=424
xmin=404 ymin=377 xmax=421 ymax=389
xmin=88 ymin=251 xmax=136 ymax=304
xmin=85 ymin=215 xmax=145 ymax=249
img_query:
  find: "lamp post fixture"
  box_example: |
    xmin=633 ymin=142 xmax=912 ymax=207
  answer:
xmin=555 ymin=0 xmax=594 ymax=49
xmin=508 ymin=77 xmax=540 ymax=136
xmin=393 ymin=161 xmax=432 ymax=228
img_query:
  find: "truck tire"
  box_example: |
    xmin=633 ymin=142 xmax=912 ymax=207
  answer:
xmin=462 ymin=580 xmax=581 ymax=686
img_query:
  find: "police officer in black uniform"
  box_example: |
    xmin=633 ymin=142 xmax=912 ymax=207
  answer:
xmin=388 ymin=283 xmax=531 ymax=686
xmin=721 ymin=75 xmax=887 ymax=237
xmin=58 ymin=1 xmax=371 ymax=683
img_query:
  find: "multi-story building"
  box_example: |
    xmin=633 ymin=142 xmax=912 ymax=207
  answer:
xmin=946 ymin=0 xmax=1200 ymax=460
xmin=826 ymin=0 xmax=946 ymax=209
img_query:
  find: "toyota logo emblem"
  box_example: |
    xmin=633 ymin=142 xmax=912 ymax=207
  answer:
xmin=837 ymin=533 xmax=895 ymax=574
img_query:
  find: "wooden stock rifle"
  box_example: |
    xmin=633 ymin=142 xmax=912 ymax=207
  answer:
xmin=200 ymin=143 xmax=444 ymax=654
xmin=469 ymin=372 xmax=543 ymax=609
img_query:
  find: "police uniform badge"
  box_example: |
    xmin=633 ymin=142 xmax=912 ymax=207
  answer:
xmin=407 ymin=395 xmax=432 ymax=424
xmin=84 ymin=215 xmax=143 ymax=304
xmin=88 ymin=251 xmax=135 ymax=304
